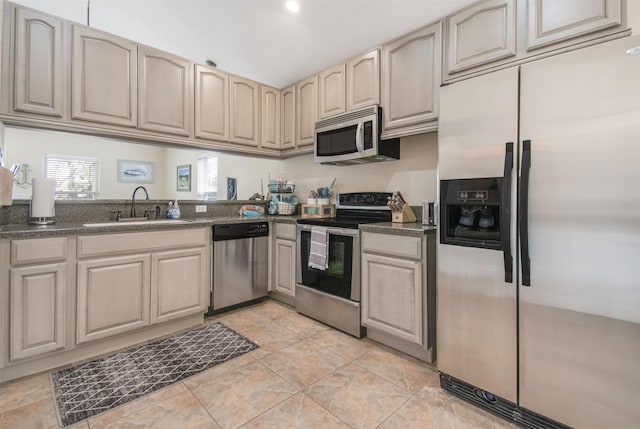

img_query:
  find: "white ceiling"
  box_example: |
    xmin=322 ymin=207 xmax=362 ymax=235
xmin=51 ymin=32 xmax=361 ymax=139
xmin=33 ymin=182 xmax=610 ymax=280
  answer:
xmin=12 ymin=0 xmax=477 ymax=88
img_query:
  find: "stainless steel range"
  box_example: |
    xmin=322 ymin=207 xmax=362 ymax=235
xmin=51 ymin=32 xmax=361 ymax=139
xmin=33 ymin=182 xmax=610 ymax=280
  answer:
xmin=296 ymin=192 xmax=392 ymax=337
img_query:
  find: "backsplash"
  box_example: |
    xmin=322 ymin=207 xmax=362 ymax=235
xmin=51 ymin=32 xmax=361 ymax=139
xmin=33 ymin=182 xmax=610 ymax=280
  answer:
xmin=0 ymin=200 xmax=270 ymax=225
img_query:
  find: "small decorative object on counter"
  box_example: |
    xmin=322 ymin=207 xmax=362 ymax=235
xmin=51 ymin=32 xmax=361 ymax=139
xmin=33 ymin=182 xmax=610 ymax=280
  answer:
xmin=301 ymin=203 xmax=336 ymax=218
xmin=388 ymin=191 xmax=416 ymax=223
xmin=239 ymin=205 xmax=265 ymax=217
xmin=166 ymin=201 xmax=174 ymax=219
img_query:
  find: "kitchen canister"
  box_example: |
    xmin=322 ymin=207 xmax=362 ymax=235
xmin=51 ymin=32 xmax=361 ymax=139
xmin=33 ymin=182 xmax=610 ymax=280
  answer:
xmin=29 ymin=177 xmax=56 ymax=225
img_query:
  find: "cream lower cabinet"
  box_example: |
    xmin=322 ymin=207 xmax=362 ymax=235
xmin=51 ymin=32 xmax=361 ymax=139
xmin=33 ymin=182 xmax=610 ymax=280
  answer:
xmin=8 ymin=237 xmax=69 ymax=362
xmin=76 ymin=228 xmax=209 ymax=345
xmin=77 ymin=254 xmax=151 ymax=344
xmin=273 ymin=223 xmax=296 ymax=298
xmin=151 ymin=248 xmax=208 ymax=324
xmin=10 ymin=263 xmax=67 ymax=361
xmin=361 ymin=231 xmax=425 ymax=347
xmin=362 ymin=253 xmax=422 ymax=344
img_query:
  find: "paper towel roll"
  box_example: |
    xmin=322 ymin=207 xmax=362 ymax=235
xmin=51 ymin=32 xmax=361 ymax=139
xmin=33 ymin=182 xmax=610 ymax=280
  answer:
xmin=31 ymin=178 xmax=55 ymax=218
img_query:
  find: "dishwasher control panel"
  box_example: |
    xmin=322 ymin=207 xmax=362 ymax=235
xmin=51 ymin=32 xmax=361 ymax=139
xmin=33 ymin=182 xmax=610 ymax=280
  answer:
xmin=213 ymin=222 xmax=269 ymax=240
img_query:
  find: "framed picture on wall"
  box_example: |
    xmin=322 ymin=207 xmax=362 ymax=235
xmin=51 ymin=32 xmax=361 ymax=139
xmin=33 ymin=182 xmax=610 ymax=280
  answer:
xmin=117 ymin=160 xmax=154 ymax=183
xmin=177 ymin=164 xmax=191 ymax=191
xmin=227 ymin=177 xmax=237 ymax=200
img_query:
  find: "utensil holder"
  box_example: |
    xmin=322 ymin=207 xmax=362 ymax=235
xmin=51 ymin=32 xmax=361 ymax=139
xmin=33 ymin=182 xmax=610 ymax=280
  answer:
xmin=301 ymin=204 xmax=336 ymax=218
xmin=391 ymin=203 xmax=416 ymax=223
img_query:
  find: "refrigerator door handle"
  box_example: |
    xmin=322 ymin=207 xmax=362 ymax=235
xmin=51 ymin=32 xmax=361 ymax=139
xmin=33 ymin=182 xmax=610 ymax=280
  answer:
xmin=520 ymin=140 xmax=532 ymax=286
xmin=502 ymin=142 xmax=514 ymax=283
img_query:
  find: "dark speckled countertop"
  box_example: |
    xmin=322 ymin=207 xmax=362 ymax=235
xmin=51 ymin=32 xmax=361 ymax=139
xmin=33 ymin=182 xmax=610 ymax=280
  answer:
xmin=359 ymin=222 xmax=437 ymax=238
xmin=0 ymin=215 xmax=302 ymax=239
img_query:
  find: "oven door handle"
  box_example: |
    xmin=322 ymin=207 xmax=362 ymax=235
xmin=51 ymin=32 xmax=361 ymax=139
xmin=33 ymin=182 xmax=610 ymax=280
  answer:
xmin=297 ymin=224 xmax=360 ymax=237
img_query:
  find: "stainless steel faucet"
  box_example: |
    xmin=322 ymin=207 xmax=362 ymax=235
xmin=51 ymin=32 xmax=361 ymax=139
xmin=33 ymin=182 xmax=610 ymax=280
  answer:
xmin=130 ymin=186 xmax=149 ymax=218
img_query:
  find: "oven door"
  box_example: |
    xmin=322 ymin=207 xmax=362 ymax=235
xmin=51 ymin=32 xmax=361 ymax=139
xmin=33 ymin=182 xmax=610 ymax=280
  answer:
xmin=296 ymin=224 xmax=360 ymax=301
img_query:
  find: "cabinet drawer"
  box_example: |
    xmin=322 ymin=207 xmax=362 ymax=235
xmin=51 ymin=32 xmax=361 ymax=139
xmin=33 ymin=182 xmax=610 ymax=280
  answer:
xmin=78 ymin=228 xmax=208 ymax=258
xmin=362 ymin=232 xmax=421 ymax=260
xmin=11 ymin=237 xmax=68 ymax=265
xmin=274 ymin=222 xmax=296 ymax=240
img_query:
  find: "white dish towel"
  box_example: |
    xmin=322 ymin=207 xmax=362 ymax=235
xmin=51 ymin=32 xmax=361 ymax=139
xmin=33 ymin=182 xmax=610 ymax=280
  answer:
xmin=308 ymin=226 xmax=329 ymax=270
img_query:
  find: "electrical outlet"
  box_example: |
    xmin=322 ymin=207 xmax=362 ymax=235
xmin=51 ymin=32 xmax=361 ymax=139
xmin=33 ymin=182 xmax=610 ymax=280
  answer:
xmin=195 ymin=205 xmax=207 ymax=213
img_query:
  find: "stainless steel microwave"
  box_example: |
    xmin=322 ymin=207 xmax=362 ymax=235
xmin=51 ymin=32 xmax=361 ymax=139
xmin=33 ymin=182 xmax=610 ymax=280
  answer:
xmin=314 ymin=105 xmax=400 ymax=165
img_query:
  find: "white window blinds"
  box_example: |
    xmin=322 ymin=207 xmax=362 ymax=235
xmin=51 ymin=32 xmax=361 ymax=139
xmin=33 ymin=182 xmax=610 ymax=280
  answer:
xmin=45 ymin=155 xmax=99 ymax=199
xmin=197 ymin=155 xmax=218 ymax=200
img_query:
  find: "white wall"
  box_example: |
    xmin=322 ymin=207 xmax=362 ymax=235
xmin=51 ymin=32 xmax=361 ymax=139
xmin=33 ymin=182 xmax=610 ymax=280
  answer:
xmin=282 ymin=133 xmax=438 ymax=205
xmin=5 ymin=127 xmax=167 ymax=199
xmin=163 ymin=147 xmax=281 ymax=200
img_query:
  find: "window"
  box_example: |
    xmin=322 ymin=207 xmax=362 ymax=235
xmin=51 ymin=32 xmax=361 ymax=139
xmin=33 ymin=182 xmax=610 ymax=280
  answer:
xmin=197 ymin=155 xmax=218 ymax=200
xmin=45 ymin=155 xmax=99 ymax=200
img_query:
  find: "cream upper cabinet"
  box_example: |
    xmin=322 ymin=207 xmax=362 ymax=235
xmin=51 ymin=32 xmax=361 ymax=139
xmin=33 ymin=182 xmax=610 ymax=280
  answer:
xmin=229 ymin=74 xmax=260 ymax=146
xmin=151 ymin=247 xmax=208 ymax=324
xmin=445 ymin=0 xmax=516 ymax=74
xmin=381 ymin=21 xmax=442 ymax=138
xmin=260 ymin=85 xmax=280 ymax=149
xmin=347 ymin=48 xmax=380 ymax=111
xmin=318 ymin=63 xmax=346 ymax=119
xmin=12 ymin=6 xmax=65 ymax=117
xmin=296 ymin=75 xmax=318 ymax=147
xmin=444 ymin=0 xmax=627 ymax=81
xmin=72 ymin=25 xmax=137 ymax=127
xmin=138 ymin=45 xmax=192 ymax=136
xmin=194 ymin=64 xmax=229 ymax=141
xmin=10 ymin=263 xmax=66 ymax=361
xmin=280 ymin=85 xmax=296 ymax=149
xmin=526 ymin=0 xmax=623 ymax=50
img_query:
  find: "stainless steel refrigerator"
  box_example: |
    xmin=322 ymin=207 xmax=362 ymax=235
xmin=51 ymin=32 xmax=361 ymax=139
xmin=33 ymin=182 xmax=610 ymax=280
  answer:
xmin=437 ymin=35 xmax=640 ymax=429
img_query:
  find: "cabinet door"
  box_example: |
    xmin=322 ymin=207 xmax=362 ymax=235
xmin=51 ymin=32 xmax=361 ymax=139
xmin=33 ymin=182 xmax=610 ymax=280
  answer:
xmin=13 ymin=7 xmax=64 ymax=117
xmin=280 ymin=85 xmax=296 ymax=149
xmin=261 ymin=85 xmax=280 ymax=149
xmin=274 ymin=238 xmax=295 ymax=297
xmin=72 ymin=25 xmax=137 ymax=127
xmin=10 ymin=263 xmax=66 ymax=360
xmin=347 ymin=49 xmax=380 ymax=111
xmin=361 ymin=253 xmax=422 ymax=344
xmin=318 ymin=63 xmax=346 ymax=119
xmin=381 ymin=21 xmax=442 ymax=137
xmin=194 ymin=64 xmax=229 ymax=141
xmin=151 ymin=248 xmax=207 ymax=324
xmin=295 ymin=75 xmax=317 ymax=147
xmin=229 ymin=75 xmax=260 ymax=146
xmin=445 ymin=0 xmax=516 ymax=74
xmin=77 ymin=254 xmax=150 ymax=344
xmin=526 ymin=0 xmax=623 ymax=50
xmin=138 ymin=46 xmax=191 ymax=136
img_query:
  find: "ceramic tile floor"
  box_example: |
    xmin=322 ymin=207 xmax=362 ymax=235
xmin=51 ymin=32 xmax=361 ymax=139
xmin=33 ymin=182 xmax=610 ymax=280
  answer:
xmin=0 ymin=300 xmax=516 ymax=429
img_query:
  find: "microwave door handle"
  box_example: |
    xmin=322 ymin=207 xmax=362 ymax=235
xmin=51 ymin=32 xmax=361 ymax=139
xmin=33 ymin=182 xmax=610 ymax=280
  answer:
xmin=355 ymin=122 xmax=364 ymax=152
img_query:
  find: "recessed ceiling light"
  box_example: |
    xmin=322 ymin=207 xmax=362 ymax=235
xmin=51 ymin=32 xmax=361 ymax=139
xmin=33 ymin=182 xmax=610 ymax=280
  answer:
xmin=286 ymin=1 xmax=300 ymax=13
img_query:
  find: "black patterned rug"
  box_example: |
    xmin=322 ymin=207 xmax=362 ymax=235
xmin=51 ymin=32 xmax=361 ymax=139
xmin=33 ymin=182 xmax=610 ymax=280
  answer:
xmin=51 ymin=322 xmax=258 ymax=427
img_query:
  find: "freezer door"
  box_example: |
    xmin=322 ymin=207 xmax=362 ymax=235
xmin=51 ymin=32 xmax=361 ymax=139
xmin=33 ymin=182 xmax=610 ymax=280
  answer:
xmin=519 ymin=36 xmax=640 ymax=428
xmin=437 ymin=68 xmax=518 ymax=402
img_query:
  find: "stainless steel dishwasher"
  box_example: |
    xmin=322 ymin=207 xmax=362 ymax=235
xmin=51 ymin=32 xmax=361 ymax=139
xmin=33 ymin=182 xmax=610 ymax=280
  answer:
xmin=208 ymin=222 xmax=269 ymax=315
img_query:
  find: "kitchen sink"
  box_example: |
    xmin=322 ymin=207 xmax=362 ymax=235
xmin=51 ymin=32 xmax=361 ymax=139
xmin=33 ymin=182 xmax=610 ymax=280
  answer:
xmin=83 ymin=219 xmax=190 ymax=227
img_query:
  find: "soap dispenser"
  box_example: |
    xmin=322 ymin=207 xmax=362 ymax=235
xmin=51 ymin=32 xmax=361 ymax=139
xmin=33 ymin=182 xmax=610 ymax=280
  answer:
xmin=166 ymin=201 xmax=174 ymax=219
xmin=173 ymin=200 xmax=181 ymax=219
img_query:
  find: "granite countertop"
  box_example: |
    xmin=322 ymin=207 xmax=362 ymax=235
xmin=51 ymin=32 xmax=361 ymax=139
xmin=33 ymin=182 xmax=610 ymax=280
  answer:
xmin=359 ymin=222 xmax=437 ymax=237
xmin=0 ymin=215 xmax=302 ymax=239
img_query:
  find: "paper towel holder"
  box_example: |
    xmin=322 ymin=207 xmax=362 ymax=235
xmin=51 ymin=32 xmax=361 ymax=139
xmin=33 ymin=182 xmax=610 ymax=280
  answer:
xmin=28 ymin=200 xmax=56 ymax=225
